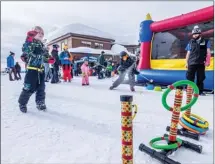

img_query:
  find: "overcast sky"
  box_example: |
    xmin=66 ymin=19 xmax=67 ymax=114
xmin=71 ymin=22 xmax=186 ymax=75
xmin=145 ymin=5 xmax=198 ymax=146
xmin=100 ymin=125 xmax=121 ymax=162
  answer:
xmin=1 ymin=1 xmax=213 ymax=61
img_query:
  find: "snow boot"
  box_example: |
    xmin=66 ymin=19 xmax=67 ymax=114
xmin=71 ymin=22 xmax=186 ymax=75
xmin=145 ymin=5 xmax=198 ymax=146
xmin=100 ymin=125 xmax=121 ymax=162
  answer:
xmin=109 ymin=86 xmax=115 ymax=90
xmin=130 ymin=86 xmax=135 ymax=92
xmin=19 ymin=104 xmax=27 ymax=113
xmin=36 ymin=101 xmax=47 ymax=111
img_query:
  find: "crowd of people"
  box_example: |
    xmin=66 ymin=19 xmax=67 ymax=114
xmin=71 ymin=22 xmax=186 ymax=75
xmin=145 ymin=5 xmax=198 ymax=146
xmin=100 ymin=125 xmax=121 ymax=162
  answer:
xmin=7 ymin=25 xmax=138 ymax=113
xmin=4 ymin=24 xmax=210 ymax=113
xmin=6 ymin=51 xmax=22 ymax=81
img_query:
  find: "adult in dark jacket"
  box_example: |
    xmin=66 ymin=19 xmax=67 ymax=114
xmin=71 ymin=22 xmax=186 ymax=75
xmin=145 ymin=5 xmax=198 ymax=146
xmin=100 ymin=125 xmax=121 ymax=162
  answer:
xmin=185 ymin=25 xmax=211 ymax=96
xmin=97 ymin=51 xmax=105 ymax=79
xmin=15 ymin=62 xmax=21 ymax=80
xmin=7 ymin=51 xmax=18 ymax=81
xmin=98 ymin=51 xmax=105 ymax=66
xmin=51 ymin=44 xmax=60 ymax=83
xmin=109 ymin=51 xmax=139 ymax=91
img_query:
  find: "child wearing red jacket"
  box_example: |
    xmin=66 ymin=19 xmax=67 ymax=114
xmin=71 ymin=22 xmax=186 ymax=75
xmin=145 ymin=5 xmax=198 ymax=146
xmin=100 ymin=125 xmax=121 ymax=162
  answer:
xmin=81 ymin=58 xmax=90 ymax=85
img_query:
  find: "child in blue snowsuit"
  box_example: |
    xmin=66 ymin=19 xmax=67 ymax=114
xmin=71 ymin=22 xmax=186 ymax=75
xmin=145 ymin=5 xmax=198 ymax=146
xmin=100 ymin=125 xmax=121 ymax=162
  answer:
xmin=18 ymin=26 xmax=49 ymax=113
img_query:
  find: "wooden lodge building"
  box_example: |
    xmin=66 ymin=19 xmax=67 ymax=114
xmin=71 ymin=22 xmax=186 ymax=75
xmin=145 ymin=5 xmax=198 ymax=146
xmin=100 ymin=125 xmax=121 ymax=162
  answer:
xmin=46 ymin=24 xmax=138 ymax=61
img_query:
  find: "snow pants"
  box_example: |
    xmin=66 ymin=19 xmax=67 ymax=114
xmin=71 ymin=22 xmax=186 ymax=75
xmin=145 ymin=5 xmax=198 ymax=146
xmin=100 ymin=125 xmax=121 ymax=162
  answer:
xmin=51 ymin=65 xmax=60 ymax=83
xmin=9 ymin=67 xmax=18 ymax=81
xmin=62 ymin=64 xmax=72 ymax=81
xmin=18 ymin=69 xmax=46 ymax=105
xmin=112 ymin=71 xmax=135 ymax=88
xmin=186 ymin=64 xmax=205 ymax=94
xmin=82 ymin=75 xmax=89 ymax=85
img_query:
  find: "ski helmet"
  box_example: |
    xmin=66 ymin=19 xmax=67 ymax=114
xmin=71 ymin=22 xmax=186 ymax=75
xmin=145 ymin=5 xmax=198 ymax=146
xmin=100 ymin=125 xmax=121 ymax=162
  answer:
xmin=192 ymin=25 xmax=201 ymax=35
xmin=120 ymin=51 xmax=128 ymax=58
xmin=101 ymin=51 xmax=105 ymax=54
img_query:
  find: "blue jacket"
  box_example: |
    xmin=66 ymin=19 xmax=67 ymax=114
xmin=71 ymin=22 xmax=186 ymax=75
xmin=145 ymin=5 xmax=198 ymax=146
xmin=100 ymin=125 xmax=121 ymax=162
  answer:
xmin=7 ymin=55 xmax=15 ymax=68
xmin=59 ymin=51 xmax=71 ymax=65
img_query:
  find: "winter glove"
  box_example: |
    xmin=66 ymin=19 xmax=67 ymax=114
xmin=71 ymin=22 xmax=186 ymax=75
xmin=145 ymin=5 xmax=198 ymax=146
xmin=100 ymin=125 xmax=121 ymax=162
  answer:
xmin=21 ymin=53 xmax=28 ymax=63
xmin=134 ymin=70 xmax=140 ymax=75
xmin=205 ymin=53 xmax=211 ymax=66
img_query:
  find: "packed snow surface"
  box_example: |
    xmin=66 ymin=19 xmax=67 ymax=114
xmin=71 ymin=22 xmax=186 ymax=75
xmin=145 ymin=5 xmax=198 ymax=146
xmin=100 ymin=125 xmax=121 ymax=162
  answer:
xmin=1 ymin=74 xmax=213 ymax=164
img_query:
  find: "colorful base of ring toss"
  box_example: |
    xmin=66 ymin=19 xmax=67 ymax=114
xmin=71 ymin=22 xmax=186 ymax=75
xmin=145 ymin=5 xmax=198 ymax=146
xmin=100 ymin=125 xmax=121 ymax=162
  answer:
xmin=150 ymin=136 xmax=182 ymax=150
xmin=139 ymin=80 xmax=203 ymax=164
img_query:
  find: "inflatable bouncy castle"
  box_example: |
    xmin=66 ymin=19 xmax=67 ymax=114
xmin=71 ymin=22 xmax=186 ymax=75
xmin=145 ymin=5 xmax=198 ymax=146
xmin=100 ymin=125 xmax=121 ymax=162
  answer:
xmin=137 ymin=6 xmax=214 ymax=90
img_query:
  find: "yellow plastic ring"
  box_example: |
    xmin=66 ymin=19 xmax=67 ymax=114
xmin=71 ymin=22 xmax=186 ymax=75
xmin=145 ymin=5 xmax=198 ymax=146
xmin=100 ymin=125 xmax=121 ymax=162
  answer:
xmin=182 ymin=113 xmax=209 ymax=129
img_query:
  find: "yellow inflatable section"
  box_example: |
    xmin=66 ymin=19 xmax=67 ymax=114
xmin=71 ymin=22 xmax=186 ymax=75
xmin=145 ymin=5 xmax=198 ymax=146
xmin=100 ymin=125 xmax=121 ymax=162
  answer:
xmin=151 ymin=58 xmax=214 ymax=70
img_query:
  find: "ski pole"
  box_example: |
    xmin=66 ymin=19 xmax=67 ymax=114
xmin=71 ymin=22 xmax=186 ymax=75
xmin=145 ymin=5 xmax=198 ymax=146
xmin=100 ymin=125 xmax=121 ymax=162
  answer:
xmin=139 ymin=73 xmax=154 ymax=83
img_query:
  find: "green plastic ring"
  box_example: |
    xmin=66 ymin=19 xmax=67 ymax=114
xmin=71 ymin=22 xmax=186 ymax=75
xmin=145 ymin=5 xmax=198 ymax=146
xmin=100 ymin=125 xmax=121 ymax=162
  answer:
xmin=162 ymin=80 xmax=199 ymax=112
xmin=149 ymin=136 xmax=183 ymax=150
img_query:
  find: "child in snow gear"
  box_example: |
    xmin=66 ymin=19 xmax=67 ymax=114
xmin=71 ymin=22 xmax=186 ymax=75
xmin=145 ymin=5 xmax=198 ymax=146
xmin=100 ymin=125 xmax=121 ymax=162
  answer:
xmin=185 ymin=25 xmax=211 ymax=96
xmin=109 ymin=51 xmax=139 ymax=92
xmin=59 ymin=45 xmax=72 ymax=82
xmin=7 ymin=51 xmax=18 ymax=81
xmin=81 ymin=58 xmax=90 ymax=85
xmin=15 ymin=62 xmax=21 ymax=80
xmin=51 ymin=44 xmax=60 ymax=83
xmin=18 ymin=26 xmax=49 ymax=113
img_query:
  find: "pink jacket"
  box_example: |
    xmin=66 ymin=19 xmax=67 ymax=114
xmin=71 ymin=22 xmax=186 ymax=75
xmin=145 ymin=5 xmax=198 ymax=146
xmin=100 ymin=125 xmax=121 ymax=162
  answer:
xmin=81 ymin=63 xmax=89 ymax=76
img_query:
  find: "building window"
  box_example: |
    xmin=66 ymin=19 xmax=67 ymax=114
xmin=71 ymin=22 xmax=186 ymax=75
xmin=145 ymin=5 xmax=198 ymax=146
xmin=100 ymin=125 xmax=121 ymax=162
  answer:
xmin=151 ymin=21 xmax=214 ymax=59
xmin=95 ymin=43 xmax=104 ymax=49
xmin=61 ymin=42 xmax=65 ymax=51
xmin=65 ymin=39 xmax=68 ymax=45
xmin=81 ymin=41 xmax=91 ymax=47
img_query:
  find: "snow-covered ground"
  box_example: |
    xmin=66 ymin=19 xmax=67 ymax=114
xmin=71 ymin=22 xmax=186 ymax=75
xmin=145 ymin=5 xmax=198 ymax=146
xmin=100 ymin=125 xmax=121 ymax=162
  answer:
xmin=1 ymin=74 xmax=213 ymax=164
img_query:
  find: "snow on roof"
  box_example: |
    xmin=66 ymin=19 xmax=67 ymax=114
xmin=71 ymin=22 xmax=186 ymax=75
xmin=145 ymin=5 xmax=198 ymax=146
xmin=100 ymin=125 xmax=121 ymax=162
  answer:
xmin=68 ymin=47 xmax=116 ymax=55
xmin=68 ymin=44 xmax=136 ymax=57
xmin=47 ymin=23 xmax=115 ymax=42
xmin=111 ymin=44 xmax=129 ymax=54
